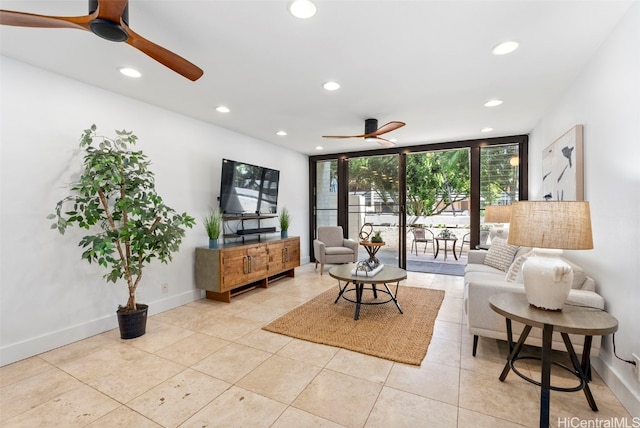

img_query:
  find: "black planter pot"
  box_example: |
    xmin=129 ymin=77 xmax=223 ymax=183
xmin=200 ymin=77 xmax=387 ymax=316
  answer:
xmin=117 ymin=304 xmax=148 ymax=339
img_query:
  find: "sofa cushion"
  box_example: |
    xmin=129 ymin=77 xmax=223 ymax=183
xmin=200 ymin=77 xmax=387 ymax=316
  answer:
xmin=562 ymin=257 xmax=587 ymax=289
xmin=483 ymin=238 xmax=519 ymax=272
xmin=505 ymin=249 xmax=534 ymax=283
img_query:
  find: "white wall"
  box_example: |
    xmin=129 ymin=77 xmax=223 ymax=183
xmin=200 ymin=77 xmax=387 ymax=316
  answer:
xmin=0 ymin=57 xmax=310 ymax=366
xmin=529 ymin=4 xmax=640 ymax=416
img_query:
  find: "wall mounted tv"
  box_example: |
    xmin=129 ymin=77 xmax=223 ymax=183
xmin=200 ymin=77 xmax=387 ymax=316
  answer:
xmin=219 ymin=159 xmax=280 ymax=215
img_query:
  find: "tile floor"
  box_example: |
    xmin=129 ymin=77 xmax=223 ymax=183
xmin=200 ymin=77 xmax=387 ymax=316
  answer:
xmin=0 ymin=263 xmax=632 ymax=427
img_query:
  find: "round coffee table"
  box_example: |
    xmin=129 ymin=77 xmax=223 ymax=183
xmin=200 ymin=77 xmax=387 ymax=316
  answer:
xmin=329 ymin=263 xmax=407 ymax=320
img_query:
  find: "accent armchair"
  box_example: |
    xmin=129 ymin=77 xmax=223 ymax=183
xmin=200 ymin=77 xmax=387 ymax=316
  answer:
xmin=313 ymin=226 xmax=358 ymax=275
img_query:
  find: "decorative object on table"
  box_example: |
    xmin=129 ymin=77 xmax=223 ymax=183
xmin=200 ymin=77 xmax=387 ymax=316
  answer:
xmin=542 ymin=125 xmax=584 ymax=201
xmin=278 ymin=207 xmax=290 ymax=238
xmin=48 ymin=125 xmax=195 ymax=339
xmin=484 ymin=205 xmax=512 ymax=244
xmin=263 ymin=285 xmax=445 ymax=365
xmin=438 ymin=228 xmax=454 ymax=239
xmin=507 ymin=201 xmax=593 ymax=310
xmin=371 ymin=230 xmax=383 ymax=243
xmin=352 ymin=259 xmax=384 ymax=277
xmin=359 ymin=222 xmax=374 ymax=241
xmin=203 ymin=207 xmax=222 ymax=248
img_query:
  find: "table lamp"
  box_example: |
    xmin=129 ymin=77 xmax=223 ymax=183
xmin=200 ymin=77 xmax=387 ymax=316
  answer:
xmin=484 ymin=205 xmax=512 ymax=244
xmin=507 ymin=201 xmax=593 ymax=310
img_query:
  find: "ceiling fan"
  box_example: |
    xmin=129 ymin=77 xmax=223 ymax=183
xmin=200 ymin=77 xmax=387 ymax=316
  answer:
xmin=323 ymin=118 xmax=405 ymax=148
xmin=0 ymin=0 xmax=203 ymax=81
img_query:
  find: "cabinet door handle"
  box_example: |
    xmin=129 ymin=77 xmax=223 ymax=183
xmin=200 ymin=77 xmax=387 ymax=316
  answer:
xmin=243 ymin=255 xmax=248 ymax=274
xmin=248 ymin=255 xmax=252 ymax=273
xmin=282 ymin=248 xmax=286 ymax=263
xmin=285 ymin=247 xmax=289 ymax=262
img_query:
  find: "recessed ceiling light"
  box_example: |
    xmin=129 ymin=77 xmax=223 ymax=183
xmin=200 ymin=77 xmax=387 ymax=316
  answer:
xmin=119 ymin=67 xmax=141 ymax=78
xmin=492 ymin=41 xmax=519 ymax=56
xmin=315 ymin=146 xmax=323 ymax=150
xmin=289 ymin=0 xmax=317 ymax=19
xmin=484 ymin=99 xmax=503 ymax=107
xmin=216 ymin=106 xmax=230 ymax=113
xmin=323 ymin=81 xmax=340 ymax=91
xmin=481 ymin=127 xmax=494 ymax=133
xmin=276 ymin=130 xmax=288 ymax=136
xmin=389 ymin=138 xmax=398 ymax=143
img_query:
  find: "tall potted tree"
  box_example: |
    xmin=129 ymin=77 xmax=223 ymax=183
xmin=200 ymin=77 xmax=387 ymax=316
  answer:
xmin=49 ymin=125 xmax=195 ymax=339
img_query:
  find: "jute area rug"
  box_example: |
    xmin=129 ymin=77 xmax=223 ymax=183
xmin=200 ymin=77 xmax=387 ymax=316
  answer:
xmin=263 ymin=285 xmax=445 ymax=365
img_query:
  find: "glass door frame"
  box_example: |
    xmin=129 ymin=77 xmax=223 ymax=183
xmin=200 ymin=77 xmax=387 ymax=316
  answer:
xmin=309 ymin=135 xmax=528 ymax=268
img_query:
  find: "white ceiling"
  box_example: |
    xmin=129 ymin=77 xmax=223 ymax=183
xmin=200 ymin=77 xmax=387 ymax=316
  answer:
xmin=0 ymin=0 xmax=634 ymax=155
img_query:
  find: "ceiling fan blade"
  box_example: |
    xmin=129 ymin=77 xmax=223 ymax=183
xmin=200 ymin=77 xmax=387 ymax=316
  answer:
xmin=322 ymin=135 xmax=363 ymax=139
xmin=375 ymin=137 xmax=396 ymax=148
xmin=125 ymin=26 xmax=204 ymax=81
xmin=364 ymin=121 xmax=405 ymax=137
xmin=0 ymin=9 xmax=93 ymax=30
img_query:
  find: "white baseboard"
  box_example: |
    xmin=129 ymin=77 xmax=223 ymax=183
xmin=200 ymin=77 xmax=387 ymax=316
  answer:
xmin=592 ymin=355 xmax=640 ymax=417
xmin=0 ymin=289 xmax=203 ymax=367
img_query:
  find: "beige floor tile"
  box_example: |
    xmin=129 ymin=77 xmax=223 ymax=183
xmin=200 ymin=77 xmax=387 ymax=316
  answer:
xmin=237 ymin=354 xmax=321 ymax=404
xmin=86 ymin=405 xmax=162 ymax=427
xmin=233 ymin=302 xmax=289 ymax=323
xmin=365 ymin=386 xmax=458 ymax=427
xmin=196 ymin=314 xmax=263 ymax=341
xmin=421 ymin=336 xmax=462 ymax=368
xmin=235 ymin=328 xmax=293 ymax=353
xmin=0 ymin=366 xmax=82 ymax=422
xmin=180 ymin=386 xmax=287 ymax=428
xmin=432 ymin=319 xmax=462 ymax=343
xmin=74 ymin=350 xmax=186 ymax=403
xmin=127 ymin=368 xmax=230 ymax=427
xmin=457 ymin=407 xmax=528 ymax=428
xmin=0 ymin=356 xmax=51 ymax=387
xmin=458 ymin=368 xmax=539 ymax=427
xmin=293 ymin=369 xmax=382 ymax=428
xmin=125 ymin=319 xmax=196 ymax=353
xmin=277 ymin=338 xmax=340 ymax=367
xmin=385 ymin=360 xmax=459 ymax=406
xmin=155 ymin=333 xmax=230 ymax=366
xmin=272 ymin=406 xmax=344 ymax=427
xmin=192 ymin=342 xmax=271 ymax=383
xmin=39 ymin=334 xmax=117 ymax=367
xmin=2 ymin=384 xmax=119 ymax=427
xmin=325 ymin=349 xmax=394 ymax=384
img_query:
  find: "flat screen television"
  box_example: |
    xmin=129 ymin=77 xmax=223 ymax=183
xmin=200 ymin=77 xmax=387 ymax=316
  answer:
xmin=219 ymin=159 xmax=280 ymax=215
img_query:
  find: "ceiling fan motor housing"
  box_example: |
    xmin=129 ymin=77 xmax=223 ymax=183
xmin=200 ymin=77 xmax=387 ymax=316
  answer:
xmin=364 ymin=118 xmax=378 ymax=134
xmin=88 ymin=0 xmax=129 ymax=42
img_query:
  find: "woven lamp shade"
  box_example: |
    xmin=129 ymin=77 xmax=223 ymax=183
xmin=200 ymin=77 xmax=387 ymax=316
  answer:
xmin=484 ymin=205 xmax=512 ymax=223
xmin=507 ymin=201 xmax=593 ymax=250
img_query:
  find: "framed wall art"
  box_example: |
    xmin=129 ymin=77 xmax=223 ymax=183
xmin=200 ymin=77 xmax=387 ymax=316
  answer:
xmin=542 ymin=124 xmax=584 ymax=201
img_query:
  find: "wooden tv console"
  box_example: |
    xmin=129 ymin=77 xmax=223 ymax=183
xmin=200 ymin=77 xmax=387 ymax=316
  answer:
xmin=195 ymin=236 xmax=300 ymax=303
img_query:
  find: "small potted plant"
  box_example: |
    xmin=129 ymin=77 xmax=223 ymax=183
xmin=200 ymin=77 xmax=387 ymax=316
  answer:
xmin=49 ymin=125 xmax=195 ymax=339
xmin=203 ymin=208 xmax=222 ymax=248
xmin=279 ymin=207 xmax=290 ymax=238
xmin=371 ymin=230 xmax=384 ymax=243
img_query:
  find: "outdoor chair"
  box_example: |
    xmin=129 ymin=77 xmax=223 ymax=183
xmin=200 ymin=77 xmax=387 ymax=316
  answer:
xmin=313 ymin=226 xmax=358 ymax=275
xmin=410 ymin=227 xmax=435 ymax=256
xmin=458 ymin=232 xmax=471 ymax=258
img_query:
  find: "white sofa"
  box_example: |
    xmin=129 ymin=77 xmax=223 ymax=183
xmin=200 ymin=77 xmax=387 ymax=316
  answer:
xmin=464 ymin=248 xmax=605 ymax=356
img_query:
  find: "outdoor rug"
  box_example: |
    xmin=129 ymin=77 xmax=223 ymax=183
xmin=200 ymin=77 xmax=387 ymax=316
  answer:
xmin=262 ymin=285 xmax=445 ymax=365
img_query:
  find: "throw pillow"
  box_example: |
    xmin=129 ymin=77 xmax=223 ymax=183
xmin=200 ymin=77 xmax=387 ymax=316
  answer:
xmin=561 ymin=257 xmax=588 ymax=289
xmin=505 ymin=249 xmax=534 ymax=282
xmin=484 ymin=237 xmax=519 ymax=272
